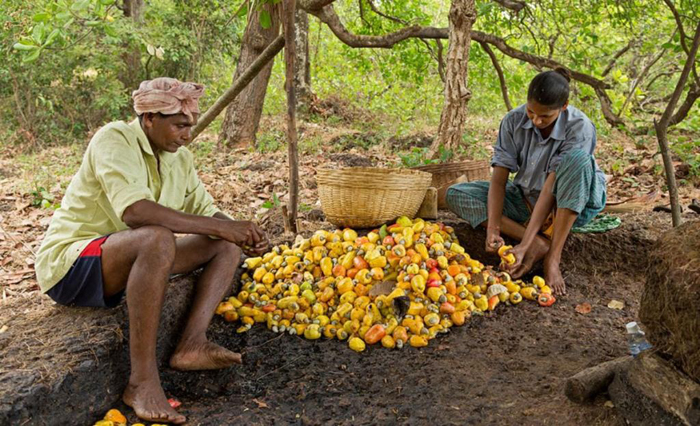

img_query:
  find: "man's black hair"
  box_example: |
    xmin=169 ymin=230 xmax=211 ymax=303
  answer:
xmin=527 ymin=67 xmax=571 ymax=109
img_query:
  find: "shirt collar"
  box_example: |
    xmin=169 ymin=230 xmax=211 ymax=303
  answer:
xmin=130 ymin=118 xmax=155 ymax=157
xmin=520 ymin=109 xmax=568 ymax=140
xmin=128 ymin=118 xmax=175 ymax=171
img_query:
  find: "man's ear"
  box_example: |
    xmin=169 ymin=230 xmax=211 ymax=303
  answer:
xmin=561 ymin=100 xmax=569 ymax=111
xmin=142 ymin=112 xmax=155 ymax=129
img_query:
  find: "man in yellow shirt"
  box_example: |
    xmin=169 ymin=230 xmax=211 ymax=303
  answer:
xmin=35 ymin=78 xmax=268 ymax=424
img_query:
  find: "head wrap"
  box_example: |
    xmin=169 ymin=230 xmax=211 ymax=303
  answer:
xmin=132 ymin=77 xmax=205 ymax=120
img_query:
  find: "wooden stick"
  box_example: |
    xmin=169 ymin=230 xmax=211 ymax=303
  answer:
xmin=284 ymin=0 xmax=299 ymax=234
xmin=191 ymin=35 xmax=285 ymax=140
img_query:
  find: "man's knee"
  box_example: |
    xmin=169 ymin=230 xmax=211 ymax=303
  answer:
xmin=212 ymin=239 xmax=242 ymax=263
xmin=134 ymin=225 xmax=176 ymax=261
xmin=558 ymin=149 xmax=592 ymax=172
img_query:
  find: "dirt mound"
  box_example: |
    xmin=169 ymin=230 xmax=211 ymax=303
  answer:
xmin=306 ymin=95 xmax=369 ymax=124
xmin=388 ymin=132 xmax=434 ymax=150
xmin=640 ymin=220 xmax=700 ymax=383
xmin=328 ymin=152 xmax=375 ymax=167
xmin=329 ymin=132 xmax=383 ymax=151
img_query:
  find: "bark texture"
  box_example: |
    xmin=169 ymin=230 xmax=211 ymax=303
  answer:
xmin=294 ymin=9 xmax=313 ymax=109
xmin=284 ymin=0 xmax=299 ymax=234
xmin=219 ymin=3 xmax=282 ymax=148
xmin=430 ymin=0 xmax=477 ymax=155
xmin=120 ymin=0 xmax=144 ymax=90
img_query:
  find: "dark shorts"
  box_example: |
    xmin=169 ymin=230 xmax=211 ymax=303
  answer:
xmin=47 ymin=235 xmax=124 ymax=308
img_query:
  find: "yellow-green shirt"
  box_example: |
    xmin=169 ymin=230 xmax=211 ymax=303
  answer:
xmin=35 ymin=119 xmax=220 ymax=293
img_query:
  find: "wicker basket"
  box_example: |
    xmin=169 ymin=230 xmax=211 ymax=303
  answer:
xmin=316 ymin=167 xmax=433 ymax=228
xmin=413 ymin=160 xmax=491 ymax=209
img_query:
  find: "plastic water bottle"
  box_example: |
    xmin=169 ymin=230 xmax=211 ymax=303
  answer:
xmin=626 ymin=321 xmax=652 ymax=356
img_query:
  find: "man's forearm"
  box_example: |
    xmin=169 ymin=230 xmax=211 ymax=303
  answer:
xmin=123 ymin=199 xmax=227 ymax=238
xmin=486 ymin=167 xmax=509 ymax=231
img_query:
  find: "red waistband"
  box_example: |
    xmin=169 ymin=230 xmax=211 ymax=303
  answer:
xmin=80 ymin=236 xmax=109 ymax=257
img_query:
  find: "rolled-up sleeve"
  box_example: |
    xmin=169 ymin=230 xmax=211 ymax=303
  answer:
xmin=91 ymin=134 xmax=155 ymax=220
xmin=548 ymin=119 xmax=597 ymax=173
xmin=491 ymin=117 xmax=519 ymax=172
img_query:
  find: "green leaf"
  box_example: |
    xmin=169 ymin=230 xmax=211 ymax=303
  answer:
xmin=237 ymin=4 xmax=248 ymax=17
xmin=262 ymin=200 xmax=274 ymax=209
xmin=85 ymin=20 xmax=101 ymax=27
xmin=22 ymin=48 xmax=42 ymax=63
xmin=104 ymin=25 xmax=118 ymax=37
xmin=13 ymin=41 xmax=38 ymax=51
xmin=71 ymin=0 xmax=91 ymax=11
xmin=44 ymin=29 xmax=61 ymax=46
xmin=259 ymin=10 xmax=271 ymax=29
xmin=33 ymin=13 xmax=51 ymax=22
xmin=100 ymin=0 xmax=115 ymax=4
xmin=32 ymin=23 xmax=45 ymax=44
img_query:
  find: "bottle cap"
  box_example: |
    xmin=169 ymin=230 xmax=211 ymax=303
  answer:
xmin=626 ymin=321 xmax=639 ymax=334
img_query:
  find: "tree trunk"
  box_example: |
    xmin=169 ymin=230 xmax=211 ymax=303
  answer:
xmin=294 ymin=9 xmax=313 ymax=110
xmin=120 ymin=0 xmax=144 ymax=90
xmin=429 ymin=0 xmax=477 ymax=156
xmin=219 ymin=3 xmax=282 ymax=148
xmin=655 ymin=20 xmax=700 ymax=227
xmin=284 ymin=0 xmax=299 ymax=234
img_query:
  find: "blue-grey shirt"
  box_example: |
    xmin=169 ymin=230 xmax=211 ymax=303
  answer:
xmin=491 ymin=104 xmax=606 ymax=207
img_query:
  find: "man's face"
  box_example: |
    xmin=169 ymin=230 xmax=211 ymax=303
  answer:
xmin=142 ymin=112 xmax=198 ymax=153
xmin=526 ymin=100 xmax=567 ymax=130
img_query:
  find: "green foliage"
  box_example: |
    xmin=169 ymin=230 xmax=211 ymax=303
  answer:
xmin=30 ymin=185 xmax=59 ymax=209
xmin=255 ymin=129 xmax=285 ymax=153
xmin=398 ymin=146 xmax=453 ymax=168
xmin=2 ymin=0 xmax=244 ymax=147
xmin=261 ymin=192 xmax=281 ymax=209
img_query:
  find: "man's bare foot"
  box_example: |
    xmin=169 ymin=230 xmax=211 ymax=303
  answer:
xmin=123 ymin=380 xmax=186 ymax=424
xmin=508 ymin=237 xmax=550 ymax=279
xmin=544 ymin=258 xmax=566 ymax=295
xmin=170 ymin=340 xmax=242 ymax=371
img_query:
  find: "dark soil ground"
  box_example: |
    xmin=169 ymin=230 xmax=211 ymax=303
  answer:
xmin=101 ymin=212 xmax=672 ymax=426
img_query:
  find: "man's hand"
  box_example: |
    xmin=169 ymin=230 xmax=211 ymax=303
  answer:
xmin=502 ymin=243 xmax=530 ymax=278
xmin=220 ymin=221 xmax=269 ymax=254
xmin=485 ymin=229 xmax=505 ymax=254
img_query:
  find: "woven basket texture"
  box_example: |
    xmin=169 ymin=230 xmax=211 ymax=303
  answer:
xmin=316 ymin=167 xmax=432 ymax=228
xmin=413 ymin=160 xmax=491 ymax=208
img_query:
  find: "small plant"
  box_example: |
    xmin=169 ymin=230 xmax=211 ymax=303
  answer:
xmin=255 ymin=130 xmax=285 ymax=153
xmin=261 ymin=193 xmax=281 ymax=210
xmin=30 ymin=186 xmax=59 ymax=209
xmin=398 ymin=146 xmax=454 ymax=168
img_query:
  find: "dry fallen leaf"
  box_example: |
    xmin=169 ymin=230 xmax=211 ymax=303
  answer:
xmin=252 ymin=398 xmax=268 ymax=408
xmin=604 ymin=400 xmax=615 ymax=408
xmin=575 ymin=303 xmax=592 ymax=314
xmin=607 ymin=299 xmax=625 ymax=310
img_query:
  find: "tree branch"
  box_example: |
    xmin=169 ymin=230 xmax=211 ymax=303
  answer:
xmin=312 ymin=4 xmax=445 ymax=47
xmin=619 ymin=48 xmax=666 ymax=117
xmin=668 ymin=81 xmax=700 ymax=126
xmin=479 ymin=41 xmax=512 ymax=110
xmin=492 ymin=0 xmax=526 ymax=13
xmin=663 ymin=0 xmax=690 ymax=55
xmin=301 ymin=1 xmax=623 ymax=126
xmin=655 ymin=20 xmax=700 ymax=227
xmin=602 ymin=39 xmax=635 ymax=77
xmin=192 ymin=35 xmax=285 ymax=140
xmin=366 ymin=0 xmax=408 ymax=25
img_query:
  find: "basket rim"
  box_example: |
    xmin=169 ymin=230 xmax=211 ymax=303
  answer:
xmin=412 ymin=160 xmax=491 ymax=174
xmin=316 ymin=166 xmax=432 ymax=177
